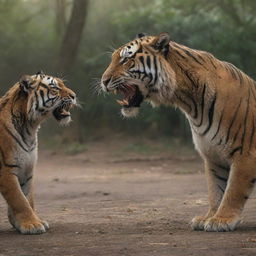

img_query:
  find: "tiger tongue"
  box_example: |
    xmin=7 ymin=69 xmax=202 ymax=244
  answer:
xmin=122 ymin=85 xmax=135 ymax=98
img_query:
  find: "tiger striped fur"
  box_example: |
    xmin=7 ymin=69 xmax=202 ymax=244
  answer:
xmin=0 ymin=72 xmax=76 ymax=234
xmin=101 ymin=32 xmax=256 ymax=232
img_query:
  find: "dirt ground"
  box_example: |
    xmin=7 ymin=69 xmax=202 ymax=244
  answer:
xmin=0 ymin=140 xmax=256 ymax=256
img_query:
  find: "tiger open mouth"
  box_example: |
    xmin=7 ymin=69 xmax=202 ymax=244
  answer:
xmin=114 ymin=84 xmax=144 ymax=108
xmin=52 ymin=101 xmax=74 ymax=121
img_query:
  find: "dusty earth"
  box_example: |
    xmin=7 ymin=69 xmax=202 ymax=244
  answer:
xmin=0 ymin=140 xmax=256 ymax=256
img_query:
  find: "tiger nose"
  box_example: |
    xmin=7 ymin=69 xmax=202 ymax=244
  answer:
xmin=69 ymin=92 xmax=76 ymax=100
xmin=102 ymin=77 xmax=111 ymax=87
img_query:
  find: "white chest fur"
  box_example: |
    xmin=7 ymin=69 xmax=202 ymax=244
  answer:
xmin=191 ymin=130 xmax=230 ymax=166
xmin=11 ymin=147 xmax=38 ymax=185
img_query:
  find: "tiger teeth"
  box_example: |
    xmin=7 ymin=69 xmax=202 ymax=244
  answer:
xmin=116 ymin=100 xmax=125 ymax=106
xmin=114 ymin=89 xmax=117 ymax=95
xmin=123 ymin=99 xmax=129 ymax=105
xmin=116 ymin=99 xmax=129 ymax=106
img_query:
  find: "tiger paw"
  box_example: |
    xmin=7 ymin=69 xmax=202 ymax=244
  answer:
xmin=17 ymin=219 xmax=49 ymax=235
xmin=204 ymin=216 xmax=240 ymax=232
xmin=191 ymin=216 xmax=209 ymax=230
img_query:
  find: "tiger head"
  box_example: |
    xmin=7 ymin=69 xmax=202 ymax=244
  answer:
xmin=101 ymin=33 xmax=176 ymax=117
xmin=18 ymin=72 xmax=76 ymax=125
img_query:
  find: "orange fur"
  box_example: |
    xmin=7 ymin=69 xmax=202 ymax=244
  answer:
xmin=101 ymin=33 xmax=256 ymax=231
xmin=0 ymin=73 xmax=76 ymax=234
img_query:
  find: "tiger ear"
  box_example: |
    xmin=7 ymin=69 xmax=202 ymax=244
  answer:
xmin=36 ymin=70 xmax=45 ymax=79
xmin=19 ymin=75 xmax=36 ymax=93
xmin=36 ymin=70 xmax=45 ymax=76
xmin=136 ymin=32 xmax=147 ymax=39
xmin=152 ymin=32 xmax=171 ymax=56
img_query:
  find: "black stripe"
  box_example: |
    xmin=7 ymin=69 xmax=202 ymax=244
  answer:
xmin=211 ymin=109 xmax=224 ymax=141
xmin=11 ymin=113 xmax=31 ymax=147
xmin=183 ymin=69 xmax=198 ymax=89
xmin=194 ymin=84 xmax=206 ymax=127
xmin=217 ymin=184 xmax=225 ymax=194
xmin=207 ymin=55 xmax=217 ymax=69
xmin=147 ymin=73 xmax=153 ymax=84
xmin=175 ymin=63 xmax=195 ymax=90
xmin=229 ymin=146 xmax=242 ymax=157
xmin=211 ymin=169 xmax=227 ymax=182
xmin=236 ymin=69 xmax=243 ymax=84
xmin=197 ymin=54 xmax=206 ymax=63
xmin=136 ymin=46 xmax=143 ymax=53
xmin=174 ymin=92 xmax=192 ymax=113
xmin=179 ymin=90 xmax=197 ymax=118
xmin=20 ymin=176 xmax=33 ymax=187
xmin=227 ymin=65 xmax=237 ymax=80
xmin=225 ymin=98 xmax=242 ymax=143
xmin=28 ymin=102 xmax=34 ymax=114
xmin=138 ymin=56 xmax=145 ymax=72
xmin=232 ymin=122 xmax=242 ymax=143
xmin=174 ymin=49 xmax=187 ymax=59
xmin=152 ymin=56 xmax=158 ymax=85
xmin=0 ymin=146 xmax=20 ymax=168
xmin=183 ymin=49 xmax=203 ymax=65
xmin=2 ymin=124 xmax=29 ymax=152
xmin=141 ymin=74 xmax=147 ymax=81
xmin=202 ymin=93 xmax=217 ymax=135
xmin=40 ymin=90 xmax=46 ymax=107
xmin=34 ymin=91 xmax=39 ymax=110
xmin=146 ymin=55 xmax=151 ymax=70
xmin=213 ymin=163 xmax=229 ymax=172
xmin=39 ymin=83 xmax=49 ymax=89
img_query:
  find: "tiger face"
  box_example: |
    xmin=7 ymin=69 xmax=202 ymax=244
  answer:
xmin=101 ymin=33 xmax=176 ymax=117
xmin=20 ymin=72 xmax=76 ymax=125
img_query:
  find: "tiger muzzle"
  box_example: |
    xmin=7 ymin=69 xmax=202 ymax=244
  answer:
xmin=52 ymin=99 xmax=75 ymax=121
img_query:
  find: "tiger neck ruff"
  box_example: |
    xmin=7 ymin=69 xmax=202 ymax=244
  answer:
xmin=0 ymin=72 xmax=76 ymax=234
xmin=101 ymin=32 xmax=256 ymax=232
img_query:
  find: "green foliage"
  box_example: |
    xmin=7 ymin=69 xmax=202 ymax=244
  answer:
xmin=1 ymin=0 xmax=256 ymax=144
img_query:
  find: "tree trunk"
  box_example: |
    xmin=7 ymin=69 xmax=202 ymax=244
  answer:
xmin=55 ymin=0 xmax=67 ymax=37
xmin=56 ymin=0 xmax=89 ymax=74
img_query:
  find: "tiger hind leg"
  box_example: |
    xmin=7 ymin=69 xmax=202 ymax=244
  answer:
xmin=191 ymin=161 xmax=229 ymax=230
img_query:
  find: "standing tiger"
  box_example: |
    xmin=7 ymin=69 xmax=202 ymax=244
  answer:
xmin=0 ymin=72 xmax=76 ymax=234
xmin=101 ymin=32 xmax=256 ymax=232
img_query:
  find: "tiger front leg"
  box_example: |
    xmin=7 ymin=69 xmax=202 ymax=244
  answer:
xmin=0 ymin=172 xmax=48 ymax=234
xmin=204 ymin=158 xmax=256 ymax=232
xmin=191 ymin=160 xmax=229 ymax=230
xmin=8 ymin=176 xmax=34 ymax=228
xmin=21 ymin=176 xmax=49 ymax=230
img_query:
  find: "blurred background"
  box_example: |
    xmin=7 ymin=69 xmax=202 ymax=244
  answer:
xmin=0 ymin=0 xmax=255 ymax=153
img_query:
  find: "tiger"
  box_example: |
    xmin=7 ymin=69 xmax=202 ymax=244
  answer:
xmin=100 ymin=32 xmax=256 ymax=232
xmin=0 ymin=71 xmax=76 ymax=234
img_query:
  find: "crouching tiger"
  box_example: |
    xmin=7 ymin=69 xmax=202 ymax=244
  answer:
xmin=101 ymin=32 xmax=256 ymax=232
xmin=0 ymin=72 xmax=76 ymax=234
